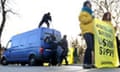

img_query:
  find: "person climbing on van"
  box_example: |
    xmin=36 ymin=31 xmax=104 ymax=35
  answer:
xmin=38 ymin=12 xmax=52 ymax=28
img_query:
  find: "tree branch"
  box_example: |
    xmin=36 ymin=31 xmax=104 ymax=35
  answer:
xmin=6 ymin=9 xmax=16 ymax=14
xmin=91 ymin=0 xmax=105 ymax=13
xmin=1 ymin=0 xmax=6 ymax=6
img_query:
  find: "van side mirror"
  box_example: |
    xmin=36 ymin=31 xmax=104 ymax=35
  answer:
xmin=4 ymin=48 xmax=7 ymax=51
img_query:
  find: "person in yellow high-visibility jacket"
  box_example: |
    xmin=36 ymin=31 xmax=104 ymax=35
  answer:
xmin=78 ymin=1 xmax=94 ymax=69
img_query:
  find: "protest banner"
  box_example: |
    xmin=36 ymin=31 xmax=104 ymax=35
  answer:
xmin=94 ymin=19 xmax=119 ymax=68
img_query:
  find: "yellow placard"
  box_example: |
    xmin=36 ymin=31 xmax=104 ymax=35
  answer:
xmin=62 ymin=48 xmax=74 ymax=64
xmin=94 ymin=19 xmax=119 ymax=68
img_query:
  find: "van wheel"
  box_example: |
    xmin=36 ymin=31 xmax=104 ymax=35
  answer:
xmin=21 ymin=63 xmax=26 ymax=66
xmin=39 ymin=61 xmax=43 ymax=66
xmin=36 ymin=61 xmax=43 ymax=66
xmin=1 ymin=57 xmax=8 ymax=65
xmin=29 ymin=56 xmax=36 ymax=66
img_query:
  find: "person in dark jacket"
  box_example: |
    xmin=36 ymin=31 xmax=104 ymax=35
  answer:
xmin=38 ymin=12 xmax=52 ymax=28
xmin=49 ymin=35 xmax=58 ymax=66
xmin=58 ymin=35 xmax=68 ymax=66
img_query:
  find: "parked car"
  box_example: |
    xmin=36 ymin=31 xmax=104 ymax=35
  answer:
xmin=1 ymin=27 xmax=61 ymax=66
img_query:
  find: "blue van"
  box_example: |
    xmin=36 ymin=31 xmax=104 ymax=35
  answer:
xmin=1 ymin=27 xmax=61 ymax=66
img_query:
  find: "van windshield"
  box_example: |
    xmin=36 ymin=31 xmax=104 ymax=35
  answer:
xmin=6 ymin=40 xmax=12 ymax=49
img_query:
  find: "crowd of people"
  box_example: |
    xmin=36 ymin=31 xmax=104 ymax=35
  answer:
xmin=38 ymin=0 xmax=120 ymax=69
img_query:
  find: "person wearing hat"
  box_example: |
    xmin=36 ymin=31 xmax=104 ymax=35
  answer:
xmin=78 ymin=1 xmax=94 ymax=69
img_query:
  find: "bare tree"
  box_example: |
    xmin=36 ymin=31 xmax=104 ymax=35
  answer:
xmin=0 ymin=0 xmax=16 ymax=59
xmin=90 ymin=0 xmax=120 ymax=26
xmin=0 ymin=0 xmax=15 ymax=48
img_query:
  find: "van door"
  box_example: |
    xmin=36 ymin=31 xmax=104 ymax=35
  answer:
xmin=9 ymin=39 xmax=21 ymax=61
xmin=5 ymin=40 xmax=14 ymax=61
xmin=9 ymin=47 xmax=20 ymax=61
xmin=5 ymin=41 xmax=19 ymax=62
xmin=5 ymin=40 xmax=18 ymax=61
xmin=41 ymin=28 xmax=53 ymax=58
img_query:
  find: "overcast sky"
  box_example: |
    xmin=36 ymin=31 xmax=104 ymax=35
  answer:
xmin=1 ymin=0 xmax=85 ymax=46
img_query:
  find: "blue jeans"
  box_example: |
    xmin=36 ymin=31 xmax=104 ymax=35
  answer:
xmin=83 ymin=33 xmax=94 ymax=65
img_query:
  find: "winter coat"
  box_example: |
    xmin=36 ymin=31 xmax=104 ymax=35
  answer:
xmin=79 ymin=6 xmax=94 ymax=35
xmin=60 ymin=39 xmax=68 ymax=56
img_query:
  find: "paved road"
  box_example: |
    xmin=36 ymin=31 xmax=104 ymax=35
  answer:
xmin=0 ymin=65 xmax=120 ymax=72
